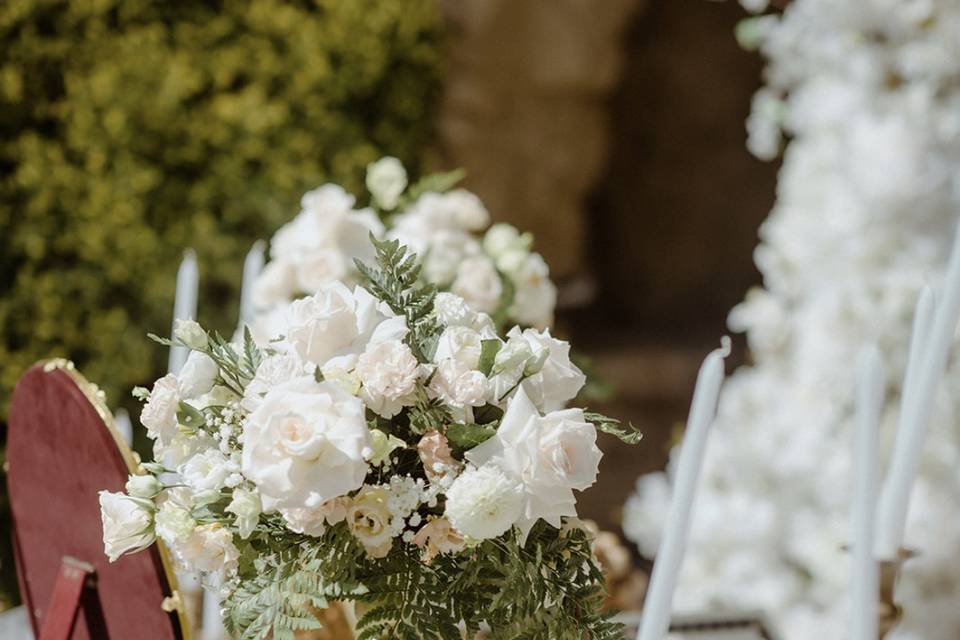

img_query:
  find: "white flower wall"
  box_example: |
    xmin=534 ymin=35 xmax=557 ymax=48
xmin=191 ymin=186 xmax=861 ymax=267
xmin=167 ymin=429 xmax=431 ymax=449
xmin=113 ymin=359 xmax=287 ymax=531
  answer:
xmin=624 ymin=1 xmax=960 ymax=637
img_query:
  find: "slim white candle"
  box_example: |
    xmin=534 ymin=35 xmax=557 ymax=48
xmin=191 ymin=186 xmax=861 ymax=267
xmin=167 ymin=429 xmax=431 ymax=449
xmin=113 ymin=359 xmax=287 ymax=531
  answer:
xmin=850 ymin=345 xmax=884 ymax=640
xmin=874 ymin=285 xmax=934 ymax=558
xmin=168 ymin=249 xmax=199 ymax=375
xmin=238 ymin=240 xmax=265 ymax=330
xmin=637 ymin=340 xmax=728 ymax=640
xmin=875 ymin=222 xmax=960 ymax=560
xmin=114 ymin=408 xmax=133 ymax=446
xmin=201 ymin=586 xmax=226 ymax=640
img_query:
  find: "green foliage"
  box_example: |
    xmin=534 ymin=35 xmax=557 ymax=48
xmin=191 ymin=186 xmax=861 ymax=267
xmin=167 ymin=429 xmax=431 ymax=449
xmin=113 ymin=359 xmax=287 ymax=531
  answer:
xmin=0 ymin=0 xmax=446 ymax=610
xmin=584 ymin=411 xmax=644 ymax=445
xmin=355 ymin=236 xmax=442 ymax=361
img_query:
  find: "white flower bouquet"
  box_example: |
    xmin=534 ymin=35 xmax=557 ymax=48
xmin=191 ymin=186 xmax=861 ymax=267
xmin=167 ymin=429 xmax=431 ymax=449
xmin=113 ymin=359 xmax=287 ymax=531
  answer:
xmin=100 ymin=232 xmax=640 ymax=638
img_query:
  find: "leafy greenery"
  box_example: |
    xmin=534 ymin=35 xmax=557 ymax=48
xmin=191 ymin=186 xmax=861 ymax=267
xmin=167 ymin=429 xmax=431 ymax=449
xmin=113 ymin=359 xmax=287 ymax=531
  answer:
xmin=584 ymin=411 xmax=644 ymax=445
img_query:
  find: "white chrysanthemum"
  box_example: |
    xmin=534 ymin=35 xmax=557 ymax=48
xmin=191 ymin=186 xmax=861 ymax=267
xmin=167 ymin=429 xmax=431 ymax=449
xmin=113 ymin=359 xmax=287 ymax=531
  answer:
xmin=444 ymin=465 xmax=523 ymax=541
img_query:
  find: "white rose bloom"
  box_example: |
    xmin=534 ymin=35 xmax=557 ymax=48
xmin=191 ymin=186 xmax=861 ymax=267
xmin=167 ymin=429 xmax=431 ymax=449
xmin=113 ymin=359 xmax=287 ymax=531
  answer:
xmin=294 ymin=249 xmax=349 ymax=294
xmin=366 ymin=157 xmax=408 ymax=210
xmin=509 ymin=327 xmax=585 ymax=412
xmin=99 ymin=491 xmax=155 ymax=562
xmin=444 ymin=189 xmax=490 ymax=231
xmin=507 ymin=253 xmax=557 ymax=330
xmin=430 ymin=359 xmax=489 ymax=409
xmin=241 ymin=377 xmax=371 ymax=511
xmin=242 ymin=353 xmax=314 ymax=413
xmin=178 ymin=523 xmax=240 ymax=575
xmin=355 ymin=339 xmax=419 ymax=418
xmin=444 ymin=465 xmax=524 ymax=541
xmin=466 ymin=387 xmax=601 ymax=542
xmin=177 ymin=351 xmax=218 ymax=399
xmin=433 ymin=326 xmax=483 ymax=370
xmin=126 ymin=474 xmax=162 ymax=499
xmin=174 ymin=319 xmax=208 ymax=350
xmin=251 ymin=260 xmax=297 ymax=309
xmin=226 ymin=488 xmax=262 ymax=539
xmin=452 ymin=255 xmax=503 ymax=315
xmin=140 ymin=374 xmax=180 ymax=445
xmin=347 ymin=486 xmax=394 ymax=558
xmin=422 ymin=231 xmax=480 ymax=284
xmin=282 ymin=283 xmax=406 ymax=368
xmin=180 ymin=449 xmax=234 ymax=492
xmin=281 ymin=497 xmax=350 ymax=537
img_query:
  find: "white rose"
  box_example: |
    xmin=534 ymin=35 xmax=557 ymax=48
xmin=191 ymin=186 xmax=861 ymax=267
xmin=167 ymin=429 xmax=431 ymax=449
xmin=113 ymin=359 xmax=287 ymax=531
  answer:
xmin=178 ymin=523 xmax=240 ymax=575
xmin=283 ymin=283 xmax=404 ymax=368
xmin=295 ymin=249 xmax=349 ymax=293
xmin=174 ymin=319 xmax=208 ymax=349
xmin=444 ymin=189 xmax=490 ymax=231
xmin=444 ymin=465 xmax=524 ymax=541
xmin=251 ymin=260 xmax=297 ymax=309
xmin=430 ymin=359 xmax=489 ymax=409
xmin=226 ymin=488 xmax=262 ymax=539
xmin=355 ymin=339 xmax=419 ymax=417
xmin=100 ymin=491 xmax=155 ymax=562
xmin=452 ymin=255 xmax=503 ymax=315
xmin=177 ymin=351 xmax=218 ymax=399
xmin=507 ymin=254 xmax=556 ymax=329
xmin=422 ymin=231 xmax=480 ymax=284
xmin=153 ymin=430 xmax=217 ymax=471
xmin=347 ymin=486 xmax=394 ymax=558
xmin=281 ymin=497 xmax=350 ymax=537
xmin=483 ymin=223 xmax=532 ymax=260
xmin=180 ymin=449 xmax=234 ymax=492
xmin=241 ymin=377 xmax=370 ymax=511
xmin=242 ymin=353 xmax=314 ymax=413
xmin=140 ymin=374 xmax=180 ymax=445
xmin=466 ymin=387 xmax=600 ymax=542
xmin=506 ymin=327 xmax=585 ymax=412
xmin=126 ymin=474 xmax=162 ymax=499
xmin=433 ymin=326 xmax=483 ymax=370
xmin=366 ymin=157 xmax=408 ymax=210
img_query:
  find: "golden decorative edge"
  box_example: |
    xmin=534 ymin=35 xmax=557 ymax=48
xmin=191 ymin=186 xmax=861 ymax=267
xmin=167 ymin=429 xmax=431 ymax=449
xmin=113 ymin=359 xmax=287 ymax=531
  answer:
xmin=39 ymin=358 xmax=193 ymax=640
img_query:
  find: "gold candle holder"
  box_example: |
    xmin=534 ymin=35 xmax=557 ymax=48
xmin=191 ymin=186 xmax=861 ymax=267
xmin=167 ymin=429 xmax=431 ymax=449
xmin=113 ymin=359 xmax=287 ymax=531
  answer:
xmin=878 ymin=548 xmax=916 ymax=639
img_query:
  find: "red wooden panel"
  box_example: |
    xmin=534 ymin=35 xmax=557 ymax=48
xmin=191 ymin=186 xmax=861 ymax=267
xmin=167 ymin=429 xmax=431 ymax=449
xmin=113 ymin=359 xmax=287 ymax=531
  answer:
xmin=7 ymin=361 xmax=187 ymax=640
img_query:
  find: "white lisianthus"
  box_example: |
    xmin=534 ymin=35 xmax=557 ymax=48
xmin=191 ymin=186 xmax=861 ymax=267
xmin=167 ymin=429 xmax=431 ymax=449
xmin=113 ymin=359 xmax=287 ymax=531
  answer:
xmin=241 ymin=353 xmax=314 ymax=413
xmin=177 ymin=351 xmax=218 ymax=399
xmin=366 ymin=157 xmax=408 ymax=210
xmin=155 ymin=500 xmax=196 ymax=547
xmin=99 ymin=491 xmax=155 ymax=562
xmin=174 ymin=319 xmax=208 ymax=350
xmin=180 ymin=449 xmax=234 ymax=492
xmin=140 ymin=374 xmax=181 ymax=445
xmin=178 ymin=523 xmax=240 ymax=575
xmin=281 ymin=497 xmax=351 ymax=537
xmin=355 ymin=339 xmax=419 ymax=417
xmin=466 ymin=387 xmax=601 ymax=542
xmin=347 ymin=486 xmax=394 ymax=558
xmin=444 ymin=465 xmax=524 ymax=541
xmin=126 ymin=474 xmax=162 ymax=499
xmin=507 ymin=254 xmax=557 ymax=330
xmin=505 ymin=327 xmax=585 ymax=412
xmin=226 ymin=488 xmax=262 ymax=539
xmin=483 ymin=223 xmax=532 ymax=260
xmin=241 ymin=377 xmax=370 ymax=511
xmin=452 ymin=256 xmax=503 ymax=315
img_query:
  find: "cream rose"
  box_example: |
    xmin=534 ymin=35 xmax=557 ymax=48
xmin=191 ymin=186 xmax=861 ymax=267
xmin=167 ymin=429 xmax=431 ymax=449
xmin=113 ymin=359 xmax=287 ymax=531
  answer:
xmin=99 ymin=491 xmax=155 ymax=562
xmin=347 ymin=486 xmax=393 ymax=558
xmin=501 ymin=327 xmax=585 ymax=412
xmin=452 ymin=255 xmax=503 ymax=315
xmin=241 ymin=377 xmax=371 ymax=511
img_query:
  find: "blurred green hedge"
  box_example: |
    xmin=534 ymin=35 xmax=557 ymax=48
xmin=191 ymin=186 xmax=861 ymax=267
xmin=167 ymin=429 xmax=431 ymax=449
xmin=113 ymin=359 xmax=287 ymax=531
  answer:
xmin=0 ymin=0 xmax=446 ymax=606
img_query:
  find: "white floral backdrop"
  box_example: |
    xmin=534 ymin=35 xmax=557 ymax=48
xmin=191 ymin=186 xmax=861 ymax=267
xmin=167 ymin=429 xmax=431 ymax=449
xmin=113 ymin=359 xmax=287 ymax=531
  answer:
xmin=624 ymin=1 xmax=960 ymax=637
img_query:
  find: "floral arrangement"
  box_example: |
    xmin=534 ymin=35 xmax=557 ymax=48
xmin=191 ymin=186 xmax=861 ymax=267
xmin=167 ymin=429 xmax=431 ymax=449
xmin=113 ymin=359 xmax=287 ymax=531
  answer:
xmin=625 ymin=1 xmax=960 ymax=638
xmin=250 ymin=157 xmax=558 ymax=344
xmin=100 ymin=234 xmax=640 ymax=639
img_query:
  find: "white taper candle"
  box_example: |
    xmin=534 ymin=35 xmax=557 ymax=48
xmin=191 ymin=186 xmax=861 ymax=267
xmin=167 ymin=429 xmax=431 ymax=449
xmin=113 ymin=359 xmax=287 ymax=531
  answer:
xmin=168 ymin=249 xmax=199 ymax=375
xmin=114 ymin=408 xmax=133 ymax=446
xmin=850 ymin=345 xmax=884 ymax=640
xmin=875 ymin=222 xmax=960 ymax=560
xmin=201 ymin=586 xmax=226 ymax=640
xmin=637 ymin=340 xmax=728 ymax=640
xmin=238 ymin=240 xmax=265 ymax=330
